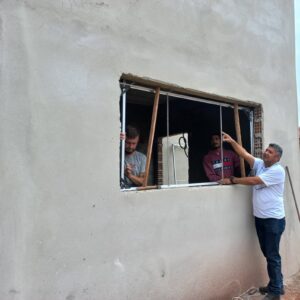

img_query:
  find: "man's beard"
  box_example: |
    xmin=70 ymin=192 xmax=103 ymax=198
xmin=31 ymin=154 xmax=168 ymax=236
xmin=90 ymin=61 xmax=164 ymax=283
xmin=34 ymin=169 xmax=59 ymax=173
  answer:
xmin=125 ymin=148 xmax=134 ymax=154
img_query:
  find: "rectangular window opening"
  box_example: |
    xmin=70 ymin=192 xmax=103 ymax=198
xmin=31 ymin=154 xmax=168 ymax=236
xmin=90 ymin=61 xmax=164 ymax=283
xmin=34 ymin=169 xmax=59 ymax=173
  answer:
xmin=119 ymin=78 xmax=261 ymax=191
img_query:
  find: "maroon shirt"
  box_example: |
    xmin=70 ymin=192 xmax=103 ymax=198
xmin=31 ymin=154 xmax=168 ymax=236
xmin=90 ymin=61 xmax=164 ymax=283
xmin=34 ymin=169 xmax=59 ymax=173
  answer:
xmin=203 ymin=148 xmax=240 ymax=182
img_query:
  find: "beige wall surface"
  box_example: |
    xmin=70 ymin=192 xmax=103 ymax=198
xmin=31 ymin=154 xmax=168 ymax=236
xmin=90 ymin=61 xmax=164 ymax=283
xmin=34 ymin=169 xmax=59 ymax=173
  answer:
xmin=0 ymin=1 xmax=300 ymax=299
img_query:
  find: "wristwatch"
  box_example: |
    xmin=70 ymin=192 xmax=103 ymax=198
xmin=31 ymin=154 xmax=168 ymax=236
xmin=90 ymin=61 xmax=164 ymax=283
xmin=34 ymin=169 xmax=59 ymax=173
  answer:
xmin=229 ymin=176 xmax=235 ymax=184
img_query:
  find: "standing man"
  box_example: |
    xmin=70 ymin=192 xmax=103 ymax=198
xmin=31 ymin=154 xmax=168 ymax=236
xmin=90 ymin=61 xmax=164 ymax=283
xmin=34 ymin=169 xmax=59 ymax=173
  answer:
xmin=203 ymin=133 xmax=240 ymax=182
xmin=220 ymin=132 xmax=285 ymax=300
xmin=121 ymin=125 xmax=146 ymax=188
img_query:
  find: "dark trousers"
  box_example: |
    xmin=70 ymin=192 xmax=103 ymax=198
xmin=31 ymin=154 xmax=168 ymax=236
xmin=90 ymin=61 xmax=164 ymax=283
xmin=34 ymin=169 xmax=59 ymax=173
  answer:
xmin=255 ymin=217 xmax=286 ymax=295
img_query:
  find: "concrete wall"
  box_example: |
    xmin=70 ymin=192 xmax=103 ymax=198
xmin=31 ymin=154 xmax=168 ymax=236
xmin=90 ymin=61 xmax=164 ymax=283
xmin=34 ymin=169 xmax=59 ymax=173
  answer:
xmin=0 ymin=1 xmax=299 ymax=299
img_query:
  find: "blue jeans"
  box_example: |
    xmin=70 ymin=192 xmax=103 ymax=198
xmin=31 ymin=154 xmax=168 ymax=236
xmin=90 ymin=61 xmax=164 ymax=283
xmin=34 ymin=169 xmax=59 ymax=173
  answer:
xmin=255 ymin=217 xmax=286 ymax=295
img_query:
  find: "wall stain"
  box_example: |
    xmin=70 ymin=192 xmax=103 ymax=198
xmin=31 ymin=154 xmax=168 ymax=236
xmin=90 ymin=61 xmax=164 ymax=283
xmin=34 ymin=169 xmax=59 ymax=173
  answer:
xmin=9 ymin=289 xmax=20 ymax=294
xmin=66 ymin=293 xmax=75 ymax=300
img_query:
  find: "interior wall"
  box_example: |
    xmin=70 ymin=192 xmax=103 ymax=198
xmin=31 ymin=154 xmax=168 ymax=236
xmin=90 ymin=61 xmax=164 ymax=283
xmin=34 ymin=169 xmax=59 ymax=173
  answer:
xmin=0 ymin=1 xmax=299 ymax=300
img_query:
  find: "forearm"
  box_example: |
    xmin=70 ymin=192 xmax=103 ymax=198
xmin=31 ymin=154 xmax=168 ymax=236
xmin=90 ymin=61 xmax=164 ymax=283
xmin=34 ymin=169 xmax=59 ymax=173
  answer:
xmin=231 ymin=176 xmax=263 ymax=185
xmin=227 ymin=140 xmax=255 ymax=168
xmin=128 ymin=174 xmax=145 ymax=186
xmin=228 ymin=140 xmax=248 ymax=158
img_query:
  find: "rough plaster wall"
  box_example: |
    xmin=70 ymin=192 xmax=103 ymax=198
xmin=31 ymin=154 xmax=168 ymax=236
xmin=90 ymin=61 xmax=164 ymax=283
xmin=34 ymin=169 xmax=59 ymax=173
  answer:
xmin=0 ymin=0 xmax=299 ymax=300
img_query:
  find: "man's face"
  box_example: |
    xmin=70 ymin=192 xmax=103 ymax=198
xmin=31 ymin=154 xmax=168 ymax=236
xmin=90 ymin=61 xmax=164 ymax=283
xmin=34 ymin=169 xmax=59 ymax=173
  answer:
xmin=262 ymin=146 xmax=280 ymax=166
xmin=211 ymin=135 xmax=221 ymax=149
xmin=125 ymin=136 xmax=139 ymax=154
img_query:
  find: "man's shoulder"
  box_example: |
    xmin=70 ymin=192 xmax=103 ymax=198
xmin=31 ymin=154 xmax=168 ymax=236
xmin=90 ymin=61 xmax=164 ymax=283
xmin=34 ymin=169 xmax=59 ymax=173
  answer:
xmin=252 ymin=157 xmax=263 ymax=171
xmin=203 ymin=151 xmax=213 ymax=160
xmin=254 ymin=157 xmax=263 ymax=163
xmin=254 ymin=157 xmax=264 ymax=165
xmin=270 ymin=163 xmax=285 ymax=173
xmin=257 ymin=160 xmax=285 ymax=178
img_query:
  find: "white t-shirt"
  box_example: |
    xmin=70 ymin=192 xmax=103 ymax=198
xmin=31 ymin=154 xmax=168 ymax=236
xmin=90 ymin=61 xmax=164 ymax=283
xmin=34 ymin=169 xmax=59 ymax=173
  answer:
xmin=252 ymin=158 xmax=285 ymax=219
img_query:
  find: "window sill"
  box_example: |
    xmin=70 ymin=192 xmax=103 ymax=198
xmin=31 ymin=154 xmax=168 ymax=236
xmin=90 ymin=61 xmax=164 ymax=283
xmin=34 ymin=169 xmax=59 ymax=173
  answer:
xmin=121 ymin=182 xmax=221 ymax=192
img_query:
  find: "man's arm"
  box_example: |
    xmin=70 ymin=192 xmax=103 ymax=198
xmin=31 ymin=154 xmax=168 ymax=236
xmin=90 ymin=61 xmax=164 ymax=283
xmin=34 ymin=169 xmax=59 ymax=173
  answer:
xmin=127 ymin=173 xmax=145 ymax=186
xmin=125 ymin=165 xmax=145 ymax=186
xmin=220 ymin=176 xmax=264 ymax=185
xmin=222 ymin=132 xmax=255 ymax=169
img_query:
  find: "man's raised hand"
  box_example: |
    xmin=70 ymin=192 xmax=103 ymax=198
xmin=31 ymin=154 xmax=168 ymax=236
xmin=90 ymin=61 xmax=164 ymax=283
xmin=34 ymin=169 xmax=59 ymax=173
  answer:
xmin=222 ymin=132 xmax=234 ymax=143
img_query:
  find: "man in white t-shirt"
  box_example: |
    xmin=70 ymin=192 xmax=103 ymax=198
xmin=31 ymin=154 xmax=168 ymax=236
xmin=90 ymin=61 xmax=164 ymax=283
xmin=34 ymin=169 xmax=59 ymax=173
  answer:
xmin=220 ymin=132 xmax=285 ymax=300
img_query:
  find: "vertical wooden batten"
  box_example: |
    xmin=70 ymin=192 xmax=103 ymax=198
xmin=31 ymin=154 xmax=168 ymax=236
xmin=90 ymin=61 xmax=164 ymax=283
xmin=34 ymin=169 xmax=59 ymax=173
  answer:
xmin=143 ymin=87 xmax=160 ymax=186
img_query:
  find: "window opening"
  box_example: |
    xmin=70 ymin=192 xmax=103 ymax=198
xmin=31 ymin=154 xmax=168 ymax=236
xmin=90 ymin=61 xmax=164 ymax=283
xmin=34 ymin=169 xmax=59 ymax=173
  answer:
xmin=120 ymin=80 xmax=257 ymax=191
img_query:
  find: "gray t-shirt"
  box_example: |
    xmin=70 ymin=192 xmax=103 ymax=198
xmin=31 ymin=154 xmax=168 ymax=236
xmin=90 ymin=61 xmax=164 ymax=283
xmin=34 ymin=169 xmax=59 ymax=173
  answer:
xmin=125 ymin=151 xmax=146 ymax=187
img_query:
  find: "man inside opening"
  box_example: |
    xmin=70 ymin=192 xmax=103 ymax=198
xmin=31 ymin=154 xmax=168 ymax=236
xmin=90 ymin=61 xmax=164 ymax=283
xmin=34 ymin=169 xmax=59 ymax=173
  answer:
xmin=122 ymin=125 xmax=146 ymax=188
xmin=203 ymin=133 xmax=240 ymax=182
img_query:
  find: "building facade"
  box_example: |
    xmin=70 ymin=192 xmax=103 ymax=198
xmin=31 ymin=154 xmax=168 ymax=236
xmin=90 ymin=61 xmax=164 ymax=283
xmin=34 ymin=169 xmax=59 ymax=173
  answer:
xmin=0 ymin=1 xmax=300 ymax=299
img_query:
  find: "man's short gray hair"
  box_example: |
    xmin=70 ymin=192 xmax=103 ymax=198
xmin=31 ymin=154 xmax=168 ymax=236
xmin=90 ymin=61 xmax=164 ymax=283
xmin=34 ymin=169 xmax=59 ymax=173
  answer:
xmin=269 ymin=143 xmax=283 ymax=158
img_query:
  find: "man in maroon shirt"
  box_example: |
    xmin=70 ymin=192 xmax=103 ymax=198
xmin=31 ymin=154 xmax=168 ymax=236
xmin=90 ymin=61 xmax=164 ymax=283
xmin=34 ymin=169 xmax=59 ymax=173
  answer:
xmin=203 ymin=134 xmax=240 ymax=182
